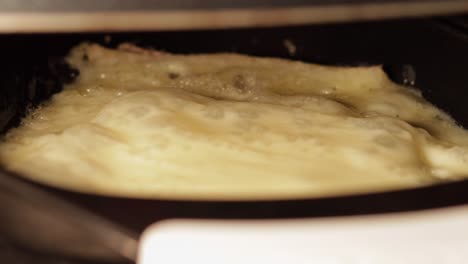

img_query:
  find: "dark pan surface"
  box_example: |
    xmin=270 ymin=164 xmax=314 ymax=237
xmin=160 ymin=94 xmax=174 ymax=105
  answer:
xmin=1 ymin=18 xmax=468 ymax=233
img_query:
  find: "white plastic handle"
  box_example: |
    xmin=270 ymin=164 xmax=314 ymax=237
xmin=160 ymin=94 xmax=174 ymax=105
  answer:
xmin=139 ymin=205 xmax=468 ymax=264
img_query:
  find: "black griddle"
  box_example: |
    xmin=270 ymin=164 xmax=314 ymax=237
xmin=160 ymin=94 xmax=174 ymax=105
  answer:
xmin=1 ymin=17 xmax=468 ymax=263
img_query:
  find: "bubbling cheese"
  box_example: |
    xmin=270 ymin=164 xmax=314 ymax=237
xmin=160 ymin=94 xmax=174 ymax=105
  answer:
xmin=1 ymin=43 xmax=468 ymax=200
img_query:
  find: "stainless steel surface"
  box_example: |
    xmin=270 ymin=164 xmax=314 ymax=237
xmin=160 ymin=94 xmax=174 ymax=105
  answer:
xmin=0 ymin=172 xmax=138 ymax=262
xmin=0 ymin=0 xmax=464 ymax=11
xmin=0 ymin=0 xmax=466 ymax=32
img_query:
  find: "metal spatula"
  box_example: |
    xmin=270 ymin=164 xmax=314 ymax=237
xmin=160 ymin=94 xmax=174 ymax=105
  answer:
xmin=0 ymin=171 xmax=138 ymax=262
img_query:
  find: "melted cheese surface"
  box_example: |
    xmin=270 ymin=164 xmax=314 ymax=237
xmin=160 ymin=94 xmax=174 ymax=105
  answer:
xmin=1 ymin=43 xmax=468 ymax=200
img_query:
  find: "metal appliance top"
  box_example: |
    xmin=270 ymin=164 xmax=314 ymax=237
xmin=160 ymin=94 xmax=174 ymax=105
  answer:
xmin=0 ymin=0 xmax=467 ymax=32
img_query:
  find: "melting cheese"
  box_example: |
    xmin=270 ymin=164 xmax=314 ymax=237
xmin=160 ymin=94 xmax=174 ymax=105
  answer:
xmin=1 ymin=43 xmax=468 ymax=200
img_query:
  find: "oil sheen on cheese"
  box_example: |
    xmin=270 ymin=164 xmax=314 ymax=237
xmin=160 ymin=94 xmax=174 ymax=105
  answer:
xmin=1 ymin=43 xmax=468 ymax=200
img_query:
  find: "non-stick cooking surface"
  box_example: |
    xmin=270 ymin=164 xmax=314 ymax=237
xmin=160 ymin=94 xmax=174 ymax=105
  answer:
xmin=1 ymin=18 xmax=468 ymax=234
